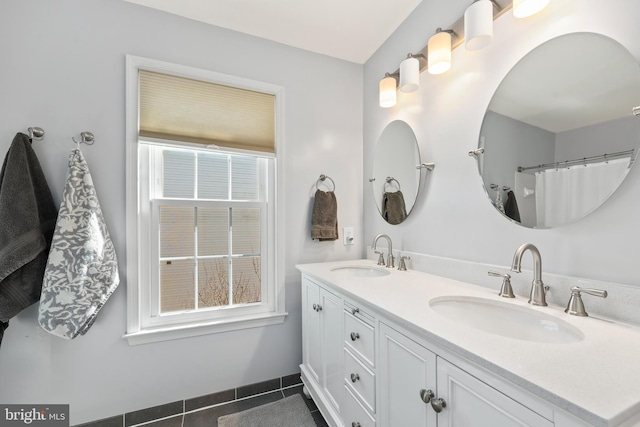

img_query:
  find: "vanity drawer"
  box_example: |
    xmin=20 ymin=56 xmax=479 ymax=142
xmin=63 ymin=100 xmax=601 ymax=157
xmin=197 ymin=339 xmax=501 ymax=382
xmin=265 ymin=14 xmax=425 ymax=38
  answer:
xmin=344 ymin=310 xmax=375 ymax=367
xmin=345 ymin=301 xmax=375 ymax=326
xmin=343 ymin=386 xmax=376 ymax=427
xmin=344 ymin=348 xmax=376 ymax=413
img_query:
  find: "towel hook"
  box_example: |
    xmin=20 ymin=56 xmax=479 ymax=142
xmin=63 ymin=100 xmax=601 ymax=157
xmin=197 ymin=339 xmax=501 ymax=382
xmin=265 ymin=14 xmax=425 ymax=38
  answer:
xmin=27 ymin=127 xmax=45 ymax=141
xmin=316 ymin=174 xmax=336 ymax=192
xmin=72 ymin=131 xmax=95 ymax=146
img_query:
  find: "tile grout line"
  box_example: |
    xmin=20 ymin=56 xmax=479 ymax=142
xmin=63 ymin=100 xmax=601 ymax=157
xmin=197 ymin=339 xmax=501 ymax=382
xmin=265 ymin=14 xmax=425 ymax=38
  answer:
xmin=182 ymin=383 xmax=303 ymax=416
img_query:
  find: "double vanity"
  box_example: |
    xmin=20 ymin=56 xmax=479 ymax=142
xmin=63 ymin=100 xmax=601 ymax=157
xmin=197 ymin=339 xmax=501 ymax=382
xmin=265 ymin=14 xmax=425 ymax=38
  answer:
xmin=297 ymin=258 xmax=640 ymax=427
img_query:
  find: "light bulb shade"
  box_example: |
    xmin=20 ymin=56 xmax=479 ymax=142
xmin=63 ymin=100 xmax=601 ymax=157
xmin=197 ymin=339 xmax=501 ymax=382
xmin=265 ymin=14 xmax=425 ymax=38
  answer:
xmin=400 ymin=56 xmax=420 ymax=92
xmin=513 ymin=0 xmax=550 ymax=18
xmin=379 ymin=76 xmax=397 ymax=108
xmin=464 ymin=0 xmax=493 ymax=50
xmin=428 ymin=31 xmax=452 ymax=75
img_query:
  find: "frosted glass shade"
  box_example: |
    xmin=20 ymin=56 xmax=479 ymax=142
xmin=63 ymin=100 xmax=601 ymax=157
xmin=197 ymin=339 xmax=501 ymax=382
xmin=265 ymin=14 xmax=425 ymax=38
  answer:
xmin=513 ymin=0 xmax=550 ymax=18
xmin=465 ymin=0 xmax=493 ymax=50
xmin=379 ymin=76 xmax=397 ymax=108
xmin=428 ymin=31 xmax=452 ymax=75
xmin=400 ymin=56 xmax=420 ymax=92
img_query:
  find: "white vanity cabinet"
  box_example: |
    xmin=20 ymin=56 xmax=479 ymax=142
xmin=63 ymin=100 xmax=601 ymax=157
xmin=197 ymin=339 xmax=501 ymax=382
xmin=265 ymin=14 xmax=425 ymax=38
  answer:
xmin=379 ymin=323 xmax=553 ymax=427
xmin=298 ymin=267 xmax=598 ymax=427
xmin=301 ymin=276 xmax=344 ymax=424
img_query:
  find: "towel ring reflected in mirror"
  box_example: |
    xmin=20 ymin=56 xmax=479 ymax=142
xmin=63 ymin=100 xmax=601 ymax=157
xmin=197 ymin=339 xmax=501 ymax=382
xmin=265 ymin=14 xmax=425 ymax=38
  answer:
xmin=384 ymin=177 xmax=401 ymax=192
xmin=315 ymin=174 xmax=335 ymax=192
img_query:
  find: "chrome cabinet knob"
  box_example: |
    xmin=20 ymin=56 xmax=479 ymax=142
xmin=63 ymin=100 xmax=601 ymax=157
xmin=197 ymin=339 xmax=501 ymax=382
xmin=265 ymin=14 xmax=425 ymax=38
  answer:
xmin=312 ymin=304 xmax=322 ymax=312
xmin=352 ymin=423 xmax=361 ymax=427
xmin=350 ymin=373 xmax=360 ymax=383
xmin=351 ymin=307 xmax=360 ymax=315
xmin=350 ymin=332 xmax=360 ymax=341
xmin=312 ymin=303 xmax=317 ymax=311
xmin=419 ymin=389 xmax=434 ymax=403
xmin=431 ymin=397 xmax=447 ymax=413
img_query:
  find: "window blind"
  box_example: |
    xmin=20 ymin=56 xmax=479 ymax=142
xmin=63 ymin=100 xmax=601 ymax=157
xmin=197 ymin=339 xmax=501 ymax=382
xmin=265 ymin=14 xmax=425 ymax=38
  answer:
xmin=139 ymin=70 xmax=275 ymax=153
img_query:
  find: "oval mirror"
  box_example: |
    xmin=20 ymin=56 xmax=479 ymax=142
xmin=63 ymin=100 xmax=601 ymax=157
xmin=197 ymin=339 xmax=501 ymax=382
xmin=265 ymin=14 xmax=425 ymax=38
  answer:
xmin=477 ymin=32 xmax=640 ymax=228
xmin=372 ymin=120 xmax=421 ymax=224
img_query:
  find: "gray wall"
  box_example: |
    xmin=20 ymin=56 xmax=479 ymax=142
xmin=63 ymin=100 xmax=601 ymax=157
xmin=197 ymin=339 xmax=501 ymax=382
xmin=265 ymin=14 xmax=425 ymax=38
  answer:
xmin=480 ymin=110 xmax=555 ymax=199
xmin=556 ymin=115 xmax=640 ymax=160
xmin=0 ymin=0 xmax=363 ymax=423
xmin=363 ymin=0 xmax=640 ymax=286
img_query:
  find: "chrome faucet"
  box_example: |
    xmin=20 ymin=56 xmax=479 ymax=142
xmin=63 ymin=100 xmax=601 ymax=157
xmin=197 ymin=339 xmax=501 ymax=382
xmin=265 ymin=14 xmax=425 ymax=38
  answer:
xmin=372 ymin=234 xmax=394 ymax=268
xmin=510 ymin=243 xmax=548 ymax=306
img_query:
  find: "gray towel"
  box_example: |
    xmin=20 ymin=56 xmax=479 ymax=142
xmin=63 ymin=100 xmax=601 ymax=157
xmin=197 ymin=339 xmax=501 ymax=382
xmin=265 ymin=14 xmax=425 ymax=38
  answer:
xmin=0 ymin=321 xmax=7 ymax=349
xmin=0 ymin=133 xmax=57 ymax=333
xmin=505 ymin=190 xmax=521 ymax=223
xmin=38 ymin=148 xmax=119 ymax=339
xmin=311 ymin=189 xmax=338 ymax=241
xmin=383 ymin=191 xmax=407 ymax=225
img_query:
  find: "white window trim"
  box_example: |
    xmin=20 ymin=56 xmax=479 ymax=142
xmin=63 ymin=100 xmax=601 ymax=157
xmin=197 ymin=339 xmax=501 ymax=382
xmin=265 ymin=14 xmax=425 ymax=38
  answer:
xmin=124 ymin=55 xmax=286 ymax=345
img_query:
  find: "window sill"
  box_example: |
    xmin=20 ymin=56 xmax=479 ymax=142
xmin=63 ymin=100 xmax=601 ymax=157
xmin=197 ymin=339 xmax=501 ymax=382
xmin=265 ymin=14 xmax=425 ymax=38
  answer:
xmin=124 ymin=311 xmax=288 ymax=345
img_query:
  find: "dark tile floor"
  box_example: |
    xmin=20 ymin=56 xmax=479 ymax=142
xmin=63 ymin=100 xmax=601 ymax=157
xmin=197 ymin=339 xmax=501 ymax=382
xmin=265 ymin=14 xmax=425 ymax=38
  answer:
xmin=144 ymin=385 xmax=329 ymax=427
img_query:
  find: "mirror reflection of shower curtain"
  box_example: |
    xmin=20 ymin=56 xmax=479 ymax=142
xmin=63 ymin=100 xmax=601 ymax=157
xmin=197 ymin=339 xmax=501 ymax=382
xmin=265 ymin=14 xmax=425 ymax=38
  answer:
xmin=535 ymin=158 xmax=629 ymax=227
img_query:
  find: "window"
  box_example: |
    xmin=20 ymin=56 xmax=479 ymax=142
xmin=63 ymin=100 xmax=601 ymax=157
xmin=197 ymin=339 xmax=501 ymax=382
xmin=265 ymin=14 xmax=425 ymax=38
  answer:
xmin=125 ymin=56 xmax=285 ymax=345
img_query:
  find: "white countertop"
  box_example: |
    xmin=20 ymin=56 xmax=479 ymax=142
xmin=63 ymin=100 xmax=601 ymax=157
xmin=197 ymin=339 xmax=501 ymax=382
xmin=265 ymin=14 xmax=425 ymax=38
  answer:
xmin=297 ymin=259 xmax=640 ymax=427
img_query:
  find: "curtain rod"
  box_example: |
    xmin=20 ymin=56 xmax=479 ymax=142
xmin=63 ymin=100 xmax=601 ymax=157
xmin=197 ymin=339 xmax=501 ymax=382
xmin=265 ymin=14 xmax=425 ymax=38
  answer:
xmin=517 ymin=149 xmax=635 ymax=172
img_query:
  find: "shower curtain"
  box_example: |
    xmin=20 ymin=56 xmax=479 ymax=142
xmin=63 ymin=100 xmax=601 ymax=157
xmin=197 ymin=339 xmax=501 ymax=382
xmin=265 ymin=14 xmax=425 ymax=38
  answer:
xmin=535 ymin=157 xmax=630 ymax=228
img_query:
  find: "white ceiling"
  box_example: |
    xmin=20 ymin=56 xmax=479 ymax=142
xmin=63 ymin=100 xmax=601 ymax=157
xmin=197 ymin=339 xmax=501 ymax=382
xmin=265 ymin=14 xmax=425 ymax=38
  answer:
xmin=123 ymin=0 xmax=424 ymax=64
xmin=489 ymin=32 xmax=640 ymax=133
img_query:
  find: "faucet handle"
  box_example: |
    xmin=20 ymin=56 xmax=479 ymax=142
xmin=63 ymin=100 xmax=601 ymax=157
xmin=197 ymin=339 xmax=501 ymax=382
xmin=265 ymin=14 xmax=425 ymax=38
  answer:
xmin=565 ymin=286 xmax=608 ymax=317
xmin=488 ymin=271 xmax=515 ymax=298
xmin=398 ymin=255 xmax=411 ymax=271
xmin=374 ymin=250 xmax=385 ymax=266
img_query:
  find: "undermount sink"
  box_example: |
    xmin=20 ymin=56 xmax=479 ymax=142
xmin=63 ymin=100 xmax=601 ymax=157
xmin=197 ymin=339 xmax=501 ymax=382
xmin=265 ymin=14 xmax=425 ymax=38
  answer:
xmin=429 ymin=296 xmax=584 ymax=344
xmin=330 ymin=265 xmax=391 ymax=278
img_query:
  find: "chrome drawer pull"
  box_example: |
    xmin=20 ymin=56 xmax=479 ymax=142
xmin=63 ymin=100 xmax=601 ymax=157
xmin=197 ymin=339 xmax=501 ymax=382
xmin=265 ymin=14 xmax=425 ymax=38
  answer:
xmin=351 ymin=307 xmax=360 ymax=315
xmin=352 ymin=423 xmax=361 ymax=427
xmin=350 ymin=373 xmax=360 ymax=383
xmin=350 ymin=332 xmax=360 ymax=341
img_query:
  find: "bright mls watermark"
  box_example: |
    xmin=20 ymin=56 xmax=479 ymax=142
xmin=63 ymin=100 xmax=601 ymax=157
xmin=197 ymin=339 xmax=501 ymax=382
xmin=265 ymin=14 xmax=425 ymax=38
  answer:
xmin=1 ymin=405 xmax=69 ymax=427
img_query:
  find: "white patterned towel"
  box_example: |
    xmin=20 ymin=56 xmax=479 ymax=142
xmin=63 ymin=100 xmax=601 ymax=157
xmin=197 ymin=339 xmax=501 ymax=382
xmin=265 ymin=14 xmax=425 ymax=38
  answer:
xmin=38 ymin=149 xmax=119 ymax=339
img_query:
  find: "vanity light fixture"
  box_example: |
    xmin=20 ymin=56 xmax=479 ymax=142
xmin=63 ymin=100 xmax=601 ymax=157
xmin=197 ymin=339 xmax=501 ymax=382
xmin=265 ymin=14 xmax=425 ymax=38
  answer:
xmin=399 ymin=53 xmax=424 ymax=92
xmin=428 ymin=28 xmax=456 ymax=75
xmin=465 ymin=0 xmax=494 ymax=50
xmin=512 ymin=0 xmax=550 ymax=18
xmin=379 ymin=72 xmax=399 ymax=108
xmin=377 ymin=0 xmax=550 ymax=108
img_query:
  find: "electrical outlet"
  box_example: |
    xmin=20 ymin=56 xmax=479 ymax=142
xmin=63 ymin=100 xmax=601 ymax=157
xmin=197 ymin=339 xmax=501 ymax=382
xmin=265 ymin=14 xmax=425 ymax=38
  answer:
xmin=343 ymin=227 xmax=354 ymax=245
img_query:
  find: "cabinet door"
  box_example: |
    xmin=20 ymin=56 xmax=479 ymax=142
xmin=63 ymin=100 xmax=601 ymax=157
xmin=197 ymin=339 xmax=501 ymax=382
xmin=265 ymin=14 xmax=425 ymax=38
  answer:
xmin=302 ymin=278 xmax=321 ymax=384
xmin=436 ymin=357 xmax=553 ymax=427
xmin=379 ymin=323 xmax=437 ymax=427
xmin=321 ymin=287 xmax=344 ymax=413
